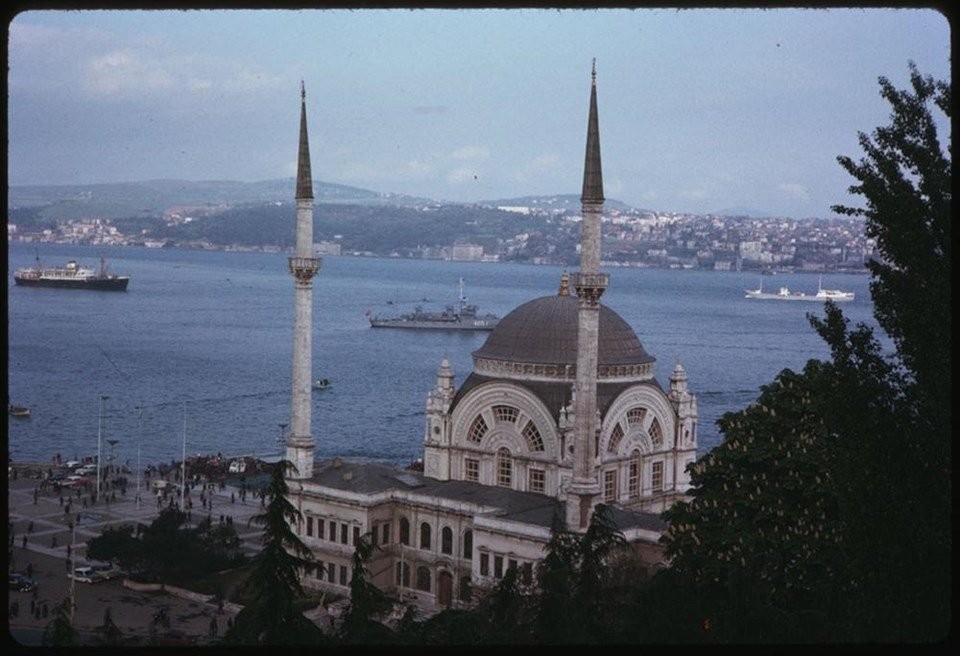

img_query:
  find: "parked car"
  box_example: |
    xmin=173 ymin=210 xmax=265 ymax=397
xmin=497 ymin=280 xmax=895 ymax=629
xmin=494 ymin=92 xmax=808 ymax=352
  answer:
xmin=64 ymin=460 xmax=82 ymax=470
xmin=68 ymin=567 xmax=103 ymax=584
xmin=76 ymin=465 xmax=97 ymax=476
xmin=8 ymin=573 xmax=36 ymax=592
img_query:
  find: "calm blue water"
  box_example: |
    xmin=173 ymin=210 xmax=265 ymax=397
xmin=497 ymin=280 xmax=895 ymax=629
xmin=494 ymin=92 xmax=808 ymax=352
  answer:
xmin=6 ymin=242 xmax=878 ymax=468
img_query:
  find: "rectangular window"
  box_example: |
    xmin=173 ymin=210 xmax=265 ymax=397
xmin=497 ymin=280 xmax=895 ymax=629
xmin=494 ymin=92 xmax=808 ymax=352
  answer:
xmin=371 ymin=524 xmax=379 ymax=546
xmin=628 ymin=460 xmax=640 ymax=498
xmin=318 ymin=518 xmax=325 ymax=540
xmin=328 ymin=521 xmax=336 ymax=541
xmin=315 ymin=564 xmax=323 ymax=580
xmin=479 ymin=553 xmax=489 ymax=576
xmin=464 ymin=458 xmax=479 ymax=482
xmin=651 ymin=461 xmax=664 ymax=492
xmin=604 ymin=469 xmax=617 ymax=502
xmin=382 ymin=523 xmax=391 ymax=545
xmin=328 ymin=562 xmax=336 ymax=583
xmin=494 ymin=555 xmax=503 ymax=579
xmin=521 ymin=562 xmax=533 ymax=586
xmin=340 ymin=523 xmax=348 ymax=545
xmin=508 ymin=558 xmax=517 ymax=573
xmin=306 ymin=516 xmax=313 ymax=537
xmin=353 ymin=526 xmax=360 ymax=546
xmin=528 ymin=468 xmax=545 ymax=494
xmin=339 ymin=565 xmax=348 ymax=586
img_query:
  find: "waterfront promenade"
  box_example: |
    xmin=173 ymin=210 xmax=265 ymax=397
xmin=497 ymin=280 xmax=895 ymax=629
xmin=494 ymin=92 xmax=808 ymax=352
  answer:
xmin=6 ymin=460 xmax=268 ymax=646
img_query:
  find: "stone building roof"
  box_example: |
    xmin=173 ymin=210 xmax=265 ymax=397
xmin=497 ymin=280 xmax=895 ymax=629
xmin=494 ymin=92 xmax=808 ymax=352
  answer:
xmin=308 ymin=459 xmax=666 ymax=533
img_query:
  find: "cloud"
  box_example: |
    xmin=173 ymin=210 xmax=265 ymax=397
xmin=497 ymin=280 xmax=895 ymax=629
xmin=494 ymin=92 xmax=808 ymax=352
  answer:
xmin=514 ymin=154 xmax=561 ymax=182
xmin=447 ymin=167 xmax=480 ymax=184
xmin=84 ymin=49 xmax=176 ymax=95
xmin=777 ymin=182 xmax=810 ymax=201
xmin=451 ymin=145 xmax=490 ymax=161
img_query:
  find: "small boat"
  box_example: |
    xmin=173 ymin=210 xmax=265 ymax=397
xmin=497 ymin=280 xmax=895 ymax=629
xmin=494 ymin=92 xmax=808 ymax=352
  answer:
xmin=313 ymin=378 xmax=331 ymax=390
xmin=9 ymin=404 xmax=31 ymax=418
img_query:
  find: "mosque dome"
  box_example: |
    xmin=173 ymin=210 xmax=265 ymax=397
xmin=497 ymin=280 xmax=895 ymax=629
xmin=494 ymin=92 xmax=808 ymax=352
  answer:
xmin=472 ymin=283 xmax=655 ymax=374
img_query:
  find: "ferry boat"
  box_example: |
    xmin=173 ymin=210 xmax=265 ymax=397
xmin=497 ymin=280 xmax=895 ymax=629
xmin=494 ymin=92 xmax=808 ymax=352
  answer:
xmin=745 ymin=276 xmax=854 ymax=302
xmin=14 ymin=255 xmax=130 ymax=291
xmin=368 ymin=278 xmax=499 ymax=330
xmin=8 ymin=404 xmax=31 ymax=418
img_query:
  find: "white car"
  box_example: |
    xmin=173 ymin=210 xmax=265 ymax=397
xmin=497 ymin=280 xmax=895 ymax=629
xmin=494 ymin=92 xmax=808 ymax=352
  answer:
xmin=69 ymin=567 xmax=103 ymax=584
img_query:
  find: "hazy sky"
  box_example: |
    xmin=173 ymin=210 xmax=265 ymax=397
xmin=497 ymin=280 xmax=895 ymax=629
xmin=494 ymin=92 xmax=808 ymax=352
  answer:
xmin=6 ymin=7 xmax=951 ymax=218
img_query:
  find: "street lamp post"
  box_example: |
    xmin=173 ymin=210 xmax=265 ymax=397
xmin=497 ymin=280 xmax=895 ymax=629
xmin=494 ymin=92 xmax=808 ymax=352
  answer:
xmin=97 ymin=395 xmax=109 ymax=502
xmin=181 ymin=402 xmax=187 ymax=513
xmin=65 ymin=511 xmax=77 ymax=625
xmin=107 ymin=438 xmax=119 ymax=480
xmin=136 ymin=406 xmax=143 ymax=510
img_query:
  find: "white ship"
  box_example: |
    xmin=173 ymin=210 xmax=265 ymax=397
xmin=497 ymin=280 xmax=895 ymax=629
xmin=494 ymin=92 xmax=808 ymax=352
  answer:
xmin=745 ymin=276 xmax=854 ymax=302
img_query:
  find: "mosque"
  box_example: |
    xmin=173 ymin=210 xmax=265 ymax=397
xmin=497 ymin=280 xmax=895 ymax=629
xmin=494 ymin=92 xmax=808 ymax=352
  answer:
xmin=282 ymin=65 xmax=698 ymax=612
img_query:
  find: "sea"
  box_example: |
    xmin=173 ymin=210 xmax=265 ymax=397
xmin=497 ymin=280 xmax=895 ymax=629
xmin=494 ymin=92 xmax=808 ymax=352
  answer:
xmin=6 ymin=242 xmax=880 ymax=470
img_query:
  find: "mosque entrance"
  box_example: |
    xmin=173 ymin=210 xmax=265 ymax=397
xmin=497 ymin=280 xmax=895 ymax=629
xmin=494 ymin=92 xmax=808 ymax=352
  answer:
xmin=437 ymin=571 xmax=453 ymax=607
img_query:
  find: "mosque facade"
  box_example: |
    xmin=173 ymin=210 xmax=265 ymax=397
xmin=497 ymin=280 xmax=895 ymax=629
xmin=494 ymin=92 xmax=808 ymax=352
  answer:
xmin=284 ymin=67 xmax=698 ymax=613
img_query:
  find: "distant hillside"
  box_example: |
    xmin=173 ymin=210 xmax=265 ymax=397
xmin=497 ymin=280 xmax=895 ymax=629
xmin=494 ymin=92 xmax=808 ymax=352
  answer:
xmin=7 ymin=179 xmax=436 ymax=223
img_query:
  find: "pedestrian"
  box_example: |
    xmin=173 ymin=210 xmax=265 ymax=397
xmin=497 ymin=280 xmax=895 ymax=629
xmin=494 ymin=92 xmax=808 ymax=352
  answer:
xmin=66 ymin=559 xmax=71 ymax=573
xmin=66 ymin=544 xmax=71 ymax=558
xmin=27 ymin=521 xmax=33 ymax=534
xmin=51 ymin=535 xmax=58 ymax=548
xmin=21 ymin=535 xmax=27 ymax=549
xmin=26 ymin=564 xmax=33 ymax=579
xmin=230 ymin=492 xmax=235 ymax=504
xmin=209 ymin=617 xmax=218 ymax=638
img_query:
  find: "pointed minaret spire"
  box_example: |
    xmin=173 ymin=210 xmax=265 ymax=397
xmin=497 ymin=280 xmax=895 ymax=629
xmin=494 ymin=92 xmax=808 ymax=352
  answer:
xmin=567 ymin=61 xmax=610 ymax=531
xmin=296 ymin=81 xmax=314 ymax=201
xmin=581 ymin=59 xmax=604 ymax=206
xmin=287 ymin=82 xmax=322 ymax=480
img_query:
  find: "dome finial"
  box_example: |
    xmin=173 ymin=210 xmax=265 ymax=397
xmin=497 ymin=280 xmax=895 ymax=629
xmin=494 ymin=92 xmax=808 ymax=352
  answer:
xmin=591 ymin=58 xmax=596 ymax=85
xmin=558 ymin=270 xmax=570 ymax=296
xmin=300 ymin=80 xmax=305 ymax=102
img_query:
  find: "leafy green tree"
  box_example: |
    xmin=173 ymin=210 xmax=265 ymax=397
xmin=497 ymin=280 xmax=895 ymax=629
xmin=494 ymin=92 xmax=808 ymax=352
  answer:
xmin=41 ymin=599 xmax=77 ymax=647
xmin=827 ymin=62 xmax=951 ymax=642
xmin=337 ymin=532 xmax=394 ymax=644
xmin=534 ymin=510 xmax=585 ymax=643
xmin=577 ymin=503 xmax=627 ymax=637
xmin=222 ymin=461 xmax=325 ymax=645
xmin=661 ymin=63 xmax=950 ymax=643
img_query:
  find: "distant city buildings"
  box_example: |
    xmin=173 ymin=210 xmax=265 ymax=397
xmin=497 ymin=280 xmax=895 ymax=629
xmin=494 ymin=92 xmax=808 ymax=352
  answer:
xmin=6 ymin=206 xmax=872 ymax=273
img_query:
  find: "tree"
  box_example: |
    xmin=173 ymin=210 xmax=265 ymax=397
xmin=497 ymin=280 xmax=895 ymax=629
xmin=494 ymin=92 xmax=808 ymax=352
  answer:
xmin=222 ymin=461 xmax=325 ymax=645
xmin=41 ymin=599 xmax=77 ymax=647
xmin=661 ymin=63 xmax=951 ymax=643
xmin=534 ymin=510 xmax=585 ymax=643
xmin=337 ymin=532 xmax=394 ymax=644
xmin=824 ymin=61 xmax=951 ymax=642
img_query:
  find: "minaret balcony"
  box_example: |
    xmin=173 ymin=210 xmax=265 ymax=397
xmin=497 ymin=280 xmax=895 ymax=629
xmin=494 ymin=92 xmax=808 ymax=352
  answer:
xmin=288 ymin=256 xmax=322 ymax=284
xmin=571 ymin=272 xmax=609 ymax=305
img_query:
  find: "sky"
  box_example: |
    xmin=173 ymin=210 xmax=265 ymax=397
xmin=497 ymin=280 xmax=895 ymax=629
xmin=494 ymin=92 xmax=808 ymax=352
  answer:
xmin=6 ymin=7 xmax=951 ymax=219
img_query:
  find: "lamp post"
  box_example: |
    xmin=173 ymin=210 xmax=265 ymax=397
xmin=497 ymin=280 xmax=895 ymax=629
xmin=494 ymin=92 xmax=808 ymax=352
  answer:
xmin=64 ymin=510 xmax=77 ymax=625
xmin=96 ymin=394 xmax=109 ymax=502
xmin=136 ymin=406 xmax=143 ymax=510
xmin=278 ymin=422 xmax=288 ymax=448
xmin=181 ymin=402 xmax=187 ymax=513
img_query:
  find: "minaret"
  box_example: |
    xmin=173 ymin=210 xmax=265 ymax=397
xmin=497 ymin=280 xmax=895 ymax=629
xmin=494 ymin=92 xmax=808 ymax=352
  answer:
xmin=286 ymin=81 xmax=321 ymax=479
xmin=567 ymin=60 xmax=609 ymax=531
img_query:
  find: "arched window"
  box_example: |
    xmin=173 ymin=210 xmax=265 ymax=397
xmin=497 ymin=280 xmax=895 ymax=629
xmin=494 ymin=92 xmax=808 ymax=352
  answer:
xmin=420 ymin=522 xmax=432 ymax=550
xmin=416 ymin=566 xmax=431 ymax=592
xmin=463 ymin=529 xmax=473 ymax=561
xmin=441 ymin=526 xmax=453 ymax=555
xmin=468 ymin=415 xmax=488 ymax=443
xmin=628 ymin=449 xmax=641 ymax=498
xmin=496 ymin=448 xmax=512 ymax=488
xmin=649 ymin=418 xmax=663 ymax=448
xmin=399 ymin=517 xmax=410 ymax=546
xmin=608 ymin=422 xmax=624 ymax=454
xmin=522 ymin=420 xmax=544 ymax=452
